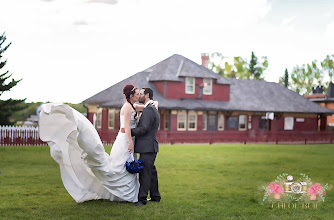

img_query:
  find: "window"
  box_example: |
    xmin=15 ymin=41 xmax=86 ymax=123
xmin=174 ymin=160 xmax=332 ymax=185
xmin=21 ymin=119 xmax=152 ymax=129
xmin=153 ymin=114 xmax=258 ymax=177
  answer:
xmin=177 ymin=111 xmax=187 ymax=131
xmin=185 ymin=77 xmax=195 ymax=94
xmin=203 ymin=112 xmax=207 ymax=131
xmin=259 ymin=116 xmax=267 ymax=130
xmin=207 ymin=113 xmax=217 ymax=131
xmin=97 ymin=108 xmax=102 ymax=129
xmin=227 ymin=116 xmax=238 ymax=129
xmin=248 ymin=116 xmax=252 ymax=129
xmin=284 ymin=117 xmax=294 ymax=130
xmin=218 ymin=113 xmax=224 ymax=130
xmin=164 ymin=112 xmax=170 ymax=130
xmin=203 ymin=78 xmax=212 ymax=95
xmin=239 ymin=115 xmax=247 ymax=131
xmin=188 ymin=111 xmax=197 ymax=131
xmin=108 ymin=109 xmax=115 ymax=129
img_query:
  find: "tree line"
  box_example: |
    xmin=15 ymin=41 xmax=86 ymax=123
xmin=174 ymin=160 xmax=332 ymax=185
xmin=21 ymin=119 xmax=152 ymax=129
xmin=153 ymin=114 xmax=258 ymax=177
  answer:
xmin=0 ymin=32 xmax=86 ymax=125
xmin=1 ymin=31 xmax=334 ymax=125
xmin=210 ymin=52 xmax=334 ymax=94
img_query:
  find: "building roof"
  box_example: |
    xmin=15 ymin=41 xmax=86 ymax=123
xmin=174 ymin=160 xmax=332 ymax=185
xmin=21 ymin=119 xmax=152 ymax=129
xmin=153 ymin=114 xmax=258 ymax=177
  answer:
xmin=83 ymin=55 xmax=334 ymax=115
xmin=145 ymin=54 xmax=230 ymax=84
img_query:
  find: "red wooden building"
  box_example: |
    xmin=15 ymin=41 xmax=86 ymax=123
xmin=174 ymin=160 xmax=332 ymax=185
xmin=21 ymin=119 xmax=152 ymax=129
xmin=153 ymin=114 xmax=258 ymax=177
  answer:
xmin=83 ymin=54 xmax=334 ymax=144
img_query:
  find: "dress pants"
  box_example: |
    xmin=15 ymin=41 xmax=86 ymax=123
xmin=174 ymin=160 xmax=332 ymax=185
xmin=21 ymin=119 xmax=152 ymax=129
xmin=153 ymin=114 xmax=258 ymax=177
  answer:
xmin=138 ymin=152 xmax=161 ymax=202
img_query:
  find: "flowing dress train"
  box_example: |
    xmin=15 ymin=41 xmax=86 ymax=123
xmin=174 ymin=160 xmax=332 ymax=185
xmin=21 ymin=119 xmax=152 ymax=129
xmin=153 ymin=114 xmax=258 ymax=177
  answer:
xmin=38 ymin=103 xmax=139 ymax=203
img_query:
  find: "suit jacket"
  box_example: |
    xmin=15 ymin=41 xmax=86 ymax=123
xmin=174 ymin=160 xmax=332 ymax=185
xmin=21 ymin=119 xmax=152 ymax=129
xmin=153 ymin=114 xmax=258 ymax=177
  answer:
xmin=131 ymin=103 xmax=160 ymax=153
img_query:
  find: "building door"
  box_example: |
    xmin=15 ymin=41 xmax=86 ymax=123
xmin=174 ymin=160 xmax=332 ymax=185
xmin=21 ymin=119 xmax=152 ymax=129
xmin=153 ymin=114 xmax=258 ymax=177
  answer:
xmin=207 ymin=113 xmax=217 ymax=131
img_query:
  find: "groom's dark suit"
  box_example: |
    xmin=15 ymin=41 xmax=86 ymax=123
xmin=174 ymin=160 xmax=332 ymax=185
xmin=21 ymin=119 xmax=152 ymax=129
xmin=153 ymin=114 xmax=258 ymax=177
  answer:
xmin=131 ymin=101 xmax=160 ymax=204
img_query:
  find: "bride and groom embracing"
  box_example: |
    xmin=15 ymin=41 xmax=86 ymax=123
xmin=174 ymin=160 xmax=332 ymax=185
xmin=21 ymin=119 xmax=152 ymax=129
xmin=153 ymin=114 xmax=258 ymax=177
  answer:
xmin=38 ymin=84 xmax=160 ymax=206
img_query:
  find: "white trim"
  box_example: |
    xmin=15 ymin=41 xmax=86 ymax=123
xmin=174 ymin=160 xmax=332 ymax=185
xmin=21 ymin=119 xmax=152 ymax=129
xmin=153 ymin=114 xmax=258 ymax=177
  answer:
xmin=218 ymin=113 xmax=224 ymax=131
xmin=97 ymin=108 xmax=102 ymax=129
xmin=176 ymin=60 xmax=184 ymax=77
xmin=108 ymin=109 xmax=115 ymax=129
xmin=177 ymin=110 xmax=187 ymax=131
xmin=188 ymin=111 xmax=197 ymax=131
xmin=185 ymin=77 xmax=195 ymax=94
xmin=203 ymin=112 xmax=207 ymax=131
xmin=238 ymin=115 xmax=247 ymax=131
xmin=284 ymin=117 xmax=294 ymax=130
xmin=203 ymin=78 xmax=212 ymax=95
xmin=164 ymin=111 xmax=170 ymax=130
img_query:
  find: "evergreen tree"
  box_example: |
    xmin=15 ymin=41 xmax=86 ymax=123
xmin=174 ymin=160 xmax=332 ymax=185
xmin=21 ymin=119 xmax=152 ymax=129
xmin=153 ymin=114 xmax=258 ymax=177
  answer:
xmin=249 ymin=51 xmax=257 ymax=79
xmin=279 ymin=68 xmax=289 ymax=87
xmin=0 ymin=32 xmax=26 ymax=125
xmin=248 ymin=51 xmax=267 ymax=80
xmin=284 ymin=68 xmax=289 ymax=87
xmin=209 ymin=52 xmax=267 ymax=80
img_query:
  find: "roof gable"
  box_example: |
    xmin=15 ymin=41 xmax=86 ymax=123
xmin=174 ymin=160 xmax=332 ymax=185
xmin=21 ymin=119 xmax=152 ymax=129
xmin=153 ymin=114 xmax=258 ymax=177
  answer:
xmin=83 ymin=54 xmax=334 ymax=114
xmin=146 ymin=54 xmax=230 ymax=84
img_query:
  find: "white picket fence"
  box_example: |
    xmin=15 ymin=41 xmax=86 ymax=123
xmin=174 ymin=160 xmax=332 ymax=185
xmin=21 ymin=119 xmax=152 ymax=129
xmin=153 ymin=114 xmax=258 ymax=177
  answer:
xmin=0 ymin=125 xmax=46 ymax=146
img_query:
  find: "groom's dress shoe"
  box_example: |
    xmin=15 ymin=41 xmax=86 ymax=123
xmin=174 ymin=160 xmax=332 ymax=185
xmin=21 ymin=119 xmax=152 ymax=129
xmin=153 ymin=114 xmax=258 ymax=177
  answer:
xmin=134 ymin=201 xmax=147 ymax=206
xmin=147 ymin=198 xmax=161 ymax=202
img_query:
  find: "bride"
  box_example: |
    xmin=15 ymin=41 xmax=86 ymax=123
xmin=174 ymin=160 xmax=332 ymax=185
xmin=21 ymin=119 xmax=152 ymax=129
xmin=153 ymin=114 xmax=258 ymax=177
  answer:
xmin=39 ymin=84 xmax=148 ymax=203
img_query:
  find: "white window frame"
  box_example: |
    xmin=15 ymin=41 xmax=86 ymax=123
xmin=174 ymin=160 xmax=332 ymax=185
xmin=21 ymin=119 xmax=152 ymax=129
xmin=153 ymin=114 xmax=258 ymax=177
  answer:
xmin=177 ymin=110 xmax=187 ymax=131
xmin=203 ymin=112 xmax=207 ymax=131
xmin=284 ymin=117 xmax=294 ymax=130
xmin=218 ymin=113 xmax=224 ymax=131
xmin=185 ymin=77 xmax=195 ymax=94
xmin=97 ymin=108 xmax=102 ymax=129
xmin=238 ymin=115 xmax=247 ymax=131
xmin=203 ymin=78 xmax=212 ymax=95
xmin=108 ymin=109 xmax=115 ymax=129
xmin=164 ymin=112 xmax=170 ymax=130
xmin=188 ymin=111 xmax=197 ymax=131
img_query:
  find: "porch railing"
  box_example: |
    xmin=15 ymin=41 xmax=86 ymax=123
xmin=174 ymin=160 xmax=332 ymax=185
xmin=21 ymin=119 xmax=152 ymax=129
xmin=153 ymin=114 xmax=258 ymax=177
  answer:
xmin=156 ymin=130 xmax=334 ymax=145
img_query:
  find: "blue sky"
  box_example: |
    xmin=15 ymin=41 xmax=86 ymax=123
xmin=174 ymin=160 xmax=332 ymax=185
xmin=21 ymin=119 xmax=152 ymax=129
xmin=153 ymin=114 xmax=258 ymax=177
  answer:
xmin=1 ymin=0 xmax=334 ymax=103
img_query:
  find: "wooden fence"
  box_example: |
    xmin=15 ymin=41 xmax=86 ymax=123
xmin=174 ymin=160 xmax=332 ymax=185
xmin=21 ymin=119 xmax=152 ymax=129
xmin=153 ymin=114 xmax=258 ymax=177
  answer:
xmin=0 ymin=126 xmax=46 ymax=146
xmin=2 ymin=125 xmax=334 ymax=146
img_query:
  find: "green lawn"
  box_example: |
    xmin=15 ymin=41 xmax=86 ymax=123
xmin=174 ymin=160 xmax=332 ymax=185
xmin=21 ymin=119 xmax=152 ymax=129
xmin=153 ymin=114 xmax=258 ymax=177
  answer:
xmin=0 ymin=144 xmax=333 ymax=220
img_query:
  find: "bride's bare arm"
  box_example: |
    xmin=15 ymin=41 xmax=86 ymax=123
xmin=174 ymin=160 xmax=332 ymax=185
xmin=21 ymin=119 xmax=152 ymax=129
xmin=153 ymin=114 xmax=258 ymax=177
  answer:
xmin=134 ymin=101 xmax=158 ymax=111
xmin=123 ymin=103 xmax=134 ymax=153
xmin=134 ymin=103 xmax=144 ymax=112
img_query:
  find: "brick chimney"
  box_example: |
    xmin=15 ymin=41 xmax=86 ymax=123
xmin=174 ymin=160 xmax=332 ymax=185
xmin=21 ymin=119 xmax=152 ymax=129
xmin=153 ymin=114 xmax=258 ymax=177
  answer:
xmin=201 ymin=53 xmax=209 ymax=68
xmin=328 ymin=82 xmax=334 ymax=98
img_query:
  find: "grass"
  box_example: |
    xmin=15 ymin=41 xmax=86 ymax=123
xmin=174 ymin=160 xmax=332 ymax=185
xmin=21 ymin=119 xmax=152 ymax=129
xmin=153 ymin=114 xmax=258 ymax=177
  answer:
xmin=0 ymin=144 xmax=333 ymax=220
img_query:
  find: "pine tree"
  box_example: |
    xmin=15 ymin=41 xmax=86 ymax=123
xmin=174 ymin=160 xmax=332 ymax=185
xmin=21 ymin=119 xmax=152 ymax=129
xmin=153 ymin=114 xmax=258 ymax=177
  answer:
xmin=284 ymin=68 xmax=289 ymax=87
xmin=0 ymin=32 xmax=26 ymax=125
xmin=248 ymin=51 xmax=267 ymax=80
xmin=249 ymin=51 xmax=257 ymax=79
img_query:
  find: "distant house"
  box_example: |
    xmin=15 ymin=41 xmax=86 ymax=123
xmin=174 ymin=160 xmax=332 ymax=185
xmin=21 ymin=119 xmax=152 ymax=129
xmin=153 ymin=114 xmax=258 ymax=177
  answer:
xmin=83 ymin=54 xmax=334 ymax=144
xmin=304 ymin=83 xmax=334 ymax=129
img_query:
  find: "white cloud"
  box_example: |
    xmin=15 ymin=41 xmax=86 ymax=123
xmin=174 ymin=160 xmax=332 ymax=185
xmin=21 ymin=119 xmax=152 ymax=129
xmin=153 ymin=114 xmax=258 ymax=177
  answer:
xmin=0 ymin=0 xmax=333 ymax=103
xmin=279 ymin=16 xmax=296 ymax=32
xmin=325 ymin=20 xmax=334 ymax=37
xmin=87 ymin=0 xmax=118 ymax=4
xmin=280 ymin=16 xmax=296 ymax=26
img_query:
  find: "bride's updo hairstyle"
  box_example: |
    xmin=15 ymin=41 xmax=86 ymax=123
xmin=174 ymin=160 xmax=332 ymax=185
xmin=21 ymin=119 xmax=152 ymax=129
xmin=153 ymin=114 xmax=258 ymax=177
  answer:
xmin=123 ymin=84 xmax=137 ymax=118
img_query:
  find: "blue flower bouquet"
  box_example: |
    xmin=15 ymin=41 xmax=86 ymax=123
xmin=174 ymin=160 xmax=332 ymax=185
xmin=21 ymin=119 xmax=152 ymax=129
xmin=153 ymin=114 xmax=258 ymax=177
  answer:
xmin=125 ymin=159 xmax=144 ymax=174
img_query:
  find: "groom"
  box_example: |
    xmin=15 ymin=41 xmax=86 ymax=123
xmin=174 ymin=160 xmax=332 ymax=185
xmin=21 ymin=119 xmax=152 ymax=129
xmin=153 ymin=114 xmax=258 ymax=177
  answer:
xmin=131 ymin=87 xmax=161 ymax=206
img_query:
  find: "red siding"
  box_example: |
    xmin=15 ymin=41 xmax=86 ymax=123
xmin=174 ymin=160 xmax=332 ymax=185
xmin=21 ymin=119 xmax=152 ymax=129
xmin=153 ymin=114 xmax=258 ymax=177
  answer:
xmin=158 ymin=78 xmax=229 ymax=101
xmin=293 ymin=117 xmax=318 ymax=131
xmin=171 ymin=113 xmax=177 ymax=131
xmin=86 ymin=108 xmax=333 ymax=145
xmin=197 ymin=114 xmax=203 ymax=131
xmin=88 ymin=112 xmax=94 ymax=125
xmin=153 ymin=81 xmax=165 ymax=96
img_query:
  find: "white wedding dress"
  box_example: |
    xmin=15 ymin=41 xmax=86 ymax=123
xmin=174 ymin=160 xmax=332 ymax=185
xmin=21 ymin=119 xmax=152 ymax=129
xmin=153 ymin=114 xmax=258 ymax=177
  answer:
xmin=38 ymin=103 xmax=139 ymax=203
